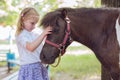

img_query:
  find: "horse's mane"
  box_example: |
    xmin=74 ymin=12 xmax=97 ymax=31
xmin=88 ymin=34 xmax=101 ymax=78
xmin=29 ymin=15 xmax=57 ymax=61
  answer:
xmin=41 ymin=7 xmax=119 ymax=29
xmin=40 ymin=8 xmax=73 ymax=28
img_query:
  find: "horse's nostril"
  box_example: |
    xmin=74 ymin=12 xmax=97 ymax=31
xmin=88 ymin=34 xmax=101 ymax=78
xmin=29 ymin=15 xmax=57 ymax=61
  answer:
xmin=42 ymin=54 xmax=46 ymax=59
xmin=41 ymin=54 xmax=45 ymax=60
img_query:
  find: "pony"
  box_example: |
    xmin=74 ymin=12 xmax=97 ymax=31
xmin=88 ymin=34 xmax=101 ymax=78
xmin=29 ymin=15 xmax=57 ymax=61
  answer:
xmin=40 ymin=7 xmax=120 ymax=80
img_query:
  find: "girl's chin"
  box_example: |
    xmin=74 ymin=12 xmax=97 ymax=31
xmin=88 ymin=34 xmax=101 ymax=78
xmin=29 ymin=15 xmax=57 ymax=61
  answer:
xmin=27 ymin=29 xmax=32 ymax=32
xmin=31 ymin=27 xmax=35 ymax=30
xmin=29 ymin=28 xmax=35 ymax=31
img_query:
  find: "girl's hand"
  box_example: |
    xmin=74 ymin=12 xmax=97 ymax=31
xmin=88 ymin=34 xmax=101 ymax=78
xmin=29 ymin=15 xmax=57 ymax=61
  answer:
xmin=43 ymin=26 xmax=52 ymax=36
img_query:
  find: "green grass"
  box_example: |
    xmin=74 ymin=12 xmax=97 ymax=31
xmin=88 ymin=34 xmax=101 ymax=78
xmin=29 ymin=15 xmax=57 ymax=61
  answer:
xmin=67 ymin=44 xmax=90 ymax=51
xmin=0 ymin=40 xmax=16 ymax=44
xmin=49 ymin=54 xmax=101 ymax=79
xmin=0 ymin=61 xmax=7 ymax=66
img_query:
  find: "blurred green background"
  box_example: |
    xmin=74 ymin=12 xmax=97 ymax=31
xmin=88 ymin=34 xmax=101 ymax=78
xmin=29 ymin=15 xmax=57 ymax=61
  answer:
xmin=0 ymin=0 xmax=101 ymax=27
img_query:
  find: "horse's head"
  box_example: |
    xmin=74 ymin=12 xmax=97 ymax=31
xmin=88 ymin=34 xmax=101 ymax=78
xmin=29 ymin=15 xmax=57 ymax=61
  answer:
xmin=40 ymin=8 xmax=72 ymax=64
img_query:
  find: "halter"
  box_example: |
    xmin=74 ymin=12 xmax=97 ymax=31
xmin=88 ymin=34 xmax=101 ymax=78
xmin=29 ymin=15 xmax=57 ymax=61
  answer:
xmin=45 ymin=16 xmax=73 ymax=67
xmin=45 ymin=16 xmax=73 ymax=56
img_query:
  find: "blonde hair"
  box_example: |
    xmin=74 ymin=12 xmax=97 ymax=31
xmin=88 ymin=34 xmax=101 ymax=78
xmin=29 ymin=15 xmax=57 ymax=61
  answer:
xmin=16 ymin=7 xmax=39 ymax=36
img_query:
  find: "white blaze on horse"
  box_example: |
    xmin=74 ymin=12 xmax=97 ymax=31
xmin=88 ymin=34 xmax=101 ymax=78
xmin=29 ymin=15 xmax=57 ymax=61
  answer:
xmin=115 ymin=18 xmax=120 ymax=65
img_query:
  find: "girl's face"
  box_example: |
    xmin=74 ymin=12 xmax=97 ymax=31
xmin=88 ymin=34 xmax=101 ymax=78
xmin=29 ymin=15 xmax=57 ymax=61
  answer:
xmin=23 ymin=18 xmax=38 ymax=32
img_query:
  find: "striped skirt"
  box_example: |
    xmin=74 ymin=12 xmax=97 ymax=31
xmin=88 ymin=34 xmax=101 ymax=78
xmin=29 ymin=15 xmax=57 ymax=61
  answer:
xmin=18 ymin=62 xmax=49 ymax=80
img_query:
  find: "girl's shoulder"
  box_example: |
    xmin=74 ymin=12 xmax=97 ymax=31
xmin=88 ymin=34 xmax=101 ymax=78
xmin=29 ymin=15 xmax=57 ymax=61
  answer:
xmin=16 ymin=30 xmax=29 ymax=39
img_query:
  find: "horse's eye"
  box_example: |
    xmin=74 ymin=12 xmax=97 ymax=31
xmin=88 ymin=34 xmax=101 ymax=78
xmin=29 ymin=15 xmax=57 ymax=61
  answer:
xmin=53 ymin=27 xmax=59 ymax=33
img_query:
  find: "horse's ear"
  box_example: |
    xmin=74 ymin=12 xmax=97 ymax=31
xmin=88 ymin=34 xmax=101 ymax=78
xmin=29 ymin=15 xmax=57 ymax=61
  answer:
xmin=61 ymin=9 xmax=67 ymax=18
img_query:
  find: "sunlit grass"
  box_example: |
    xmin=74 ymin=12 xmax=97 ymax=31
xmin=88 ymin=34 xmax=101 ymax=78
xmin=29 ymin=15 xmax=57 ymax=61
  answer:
xmin=50 ymin=54 xmax=101 ymax=79
xmin=67 ymin=45 xmax=89 ymax=51
xmin=0 ymin=61 xmax=6 ymax=66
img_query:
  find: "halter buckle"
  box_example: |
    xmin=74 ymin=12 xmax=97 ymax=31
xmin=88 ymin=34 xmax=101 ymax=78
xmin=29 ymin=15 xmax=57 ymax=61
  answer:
xmin=58 ymin=44 xmax=65 ymax=51
xmin=65 ymin=16 xmax=71 ymax=23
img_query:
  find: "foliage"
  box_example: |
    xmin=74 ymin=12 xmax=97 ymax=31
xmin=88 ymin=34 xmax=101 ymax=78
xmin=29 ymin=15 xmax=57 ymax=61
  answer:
xmin=0 ymin=0 xmax=102 ymax=27
xmin=75 ymin=0 xmax=101 ymax=8
xmin=0 ymin=0 xmax=7 ymax=10
xmin=0 ymin=0 xmax=59 ymax=26
xmin=101 ymin=0 xmax=120 ymax=7
xmin=0 ymin=11 xmax=18 ymax=26
xmin=94 ymin=0 xmax=101 ymax=7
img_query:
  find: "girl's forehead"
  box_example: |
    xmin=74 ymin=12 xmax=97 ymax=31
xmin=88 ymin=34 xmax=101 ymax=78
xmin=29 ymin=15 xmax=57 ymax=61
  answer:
xmin=25 ymin=16 xmax=39 ymax=22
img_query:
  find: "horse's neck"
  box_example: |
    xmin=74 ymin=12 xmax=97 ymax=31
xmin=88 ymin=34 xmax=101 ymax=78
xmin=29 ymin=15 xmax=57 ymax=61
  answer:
xmin=70 ymin=20 xmax=97 ymax=49
xmin=70 ymin=26 xmax=91 ymax=49
xmin=69 ymin=9 xmax=119 ymax=50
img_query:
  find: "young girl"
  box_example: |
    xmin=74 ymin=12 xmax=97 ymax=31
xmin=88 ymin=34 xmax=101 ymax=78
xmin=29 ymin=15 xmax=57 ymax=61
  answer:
xmin=15 ymin=7 xmax=52 ymax=80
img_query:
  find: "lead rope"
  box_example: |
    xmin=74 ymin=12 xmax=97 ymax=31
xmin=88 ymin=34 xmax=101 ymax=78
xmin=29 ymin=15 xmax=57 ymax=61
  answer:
xmin=50 ymin=53 xmax=61 ymax=67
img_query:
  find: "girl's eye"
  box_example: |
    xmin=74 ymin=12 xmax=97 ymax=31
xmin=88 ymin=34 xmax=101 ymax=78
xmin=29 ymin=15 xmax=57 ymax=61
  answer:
xmin=31 ymin=22 xmax=35 ymax=25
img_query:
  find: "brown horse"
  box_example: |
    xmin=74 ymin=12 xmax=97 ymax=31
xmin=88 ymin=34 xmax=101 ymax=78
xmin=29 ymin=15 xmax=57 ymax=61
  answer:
xmin=40 ymin=7 xmax=120 ymax=80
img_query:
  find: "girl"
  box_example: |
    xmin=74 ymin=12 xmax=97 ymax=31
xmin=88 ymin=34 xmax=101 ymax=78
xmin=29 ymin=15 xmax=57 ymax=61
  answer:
xmin=15 ymin=7 xmax=52 ymax=80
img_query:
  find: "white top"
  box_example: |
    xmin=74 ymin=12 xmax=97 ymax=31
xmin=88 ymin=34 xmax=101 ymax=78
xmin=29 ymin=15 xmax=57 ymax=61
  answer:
xmin=16 ymin=29 xmax=44 ymax=65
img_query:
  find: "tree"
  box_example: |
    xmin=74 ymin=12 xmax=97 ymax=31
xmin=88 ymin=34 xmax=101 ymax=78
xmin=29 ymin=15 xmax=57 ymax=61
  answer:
xmin=101 ymin=0 xmax=120 ymax=7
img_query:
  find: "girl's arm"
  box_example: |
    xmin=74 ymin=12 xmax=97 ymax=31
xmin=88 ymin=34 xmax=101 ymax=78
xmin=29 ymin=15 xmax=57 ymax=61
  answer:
xmin=26 ymin=27 xmax=52 ymax=52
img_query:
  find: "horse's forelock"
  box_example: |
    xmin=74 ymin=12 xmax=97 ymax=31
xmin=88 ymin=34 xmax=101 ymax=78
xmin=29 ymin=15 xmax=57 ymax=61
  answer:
xmin=40 ymin=10 xmax=62 ymax=28
xmin=40 ymin=8 xmax=73 ymax=28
